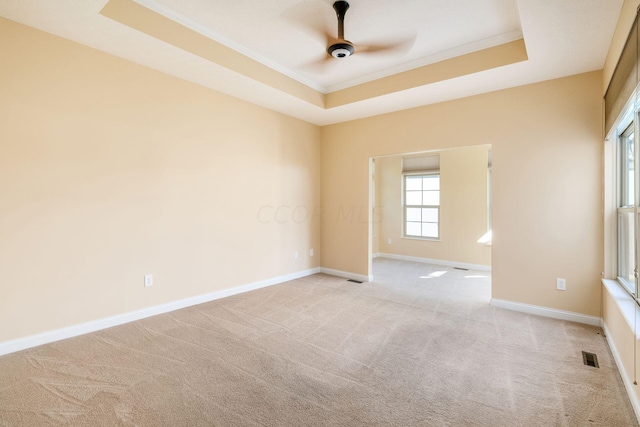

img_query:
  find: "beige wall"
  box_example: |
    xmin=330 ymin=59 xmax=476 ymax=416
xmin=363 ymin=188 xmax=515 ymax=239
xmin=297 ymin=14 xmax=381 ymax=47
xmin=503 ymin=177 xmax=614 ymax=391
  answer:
xmin=0 ymin=18 xmax=321 ymax=343
xmin=375 ymin=147 xmax=491 ymax=267
xmin=602 ymin=289 xmax=637 ymax=402
xmin=322 ymin=71 xmax=603 ymax=316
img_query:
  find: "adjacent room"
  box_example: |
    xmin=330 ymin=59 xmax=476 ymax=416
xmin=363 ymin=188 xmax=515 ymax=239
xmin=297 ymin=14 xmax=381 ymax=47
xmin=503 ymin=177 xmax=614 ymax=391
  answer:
xmin=2 ymin=0 xmax=640 ymax=425
xmin=371 ymin=146 xmax=492 ymax=273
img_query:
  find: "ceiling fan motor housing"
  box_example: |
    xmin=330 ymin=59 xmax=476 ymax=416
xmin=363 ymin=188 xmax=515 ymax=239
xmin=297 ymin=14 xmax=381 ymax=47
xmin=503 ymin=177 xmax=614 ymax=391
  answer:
xmin=328 ymin=41 xmax=355 ymax=58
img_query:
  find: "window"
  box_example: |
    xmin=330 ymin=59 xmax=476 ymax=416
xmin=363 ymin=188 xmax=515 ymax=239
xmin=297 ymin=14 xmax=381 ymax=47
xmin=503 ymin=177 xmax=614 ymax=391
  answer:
xmin=404 ymin=173 xmax=440 ymax=239
xmin=605 ymin=9 xmax=640 ymax=301
xmin=618 ymin=122 xmax=637 ymax=295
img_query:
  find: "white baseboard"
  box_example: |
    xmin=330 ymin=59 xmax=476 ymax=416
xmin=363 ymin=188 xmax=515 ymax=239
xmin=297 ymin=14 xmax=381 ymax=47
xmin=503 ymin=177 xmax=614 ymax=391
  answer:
xmin=490 ymin=298 xmax=601 ymax=326
xmin=603 ymin=322 xmax=640 ymax=425
xmin=0 ymin=267 xmax=321 ymax=357
xmin=376 ymin=252 xmax=491 ymax=272
xmin=320 ymin=267 xmax=371 ymax=283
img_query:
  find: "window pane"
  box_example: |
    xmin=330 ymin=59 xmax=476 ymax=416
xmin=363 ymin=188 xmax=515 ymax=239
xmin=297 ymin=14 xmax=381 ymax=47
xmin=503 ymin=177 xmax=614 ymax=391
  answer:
xmin=406 ymin=222 xmax=421 ymax=236
xmin=421 ymin=223 xmax=438 ymax=238
xmin=621 ymin=127 xmax=635 ymax=207
xmin=423 ymin=190 xmax=440 ymax=206
xmin=406 ymin=191 xmax=422 ymax=205
xmin=627 ymin=134 xmax=635 ymax=206
xmin=406 ymin=208 xmax=421 ymax=222
xmin=628 ymin=173 xmax=635 ymax=206
xmin=422 ymin=176 xmax=439 ymax=190
xmin=406 ymin=176 xmax=422 ymax=191
xmin=618 ymin=210 xmax=635 ymax=289
xmin=404 ymin=173 xmax=440 ymax=240
xmin=422 ymin=208 xmax=438 ymax=222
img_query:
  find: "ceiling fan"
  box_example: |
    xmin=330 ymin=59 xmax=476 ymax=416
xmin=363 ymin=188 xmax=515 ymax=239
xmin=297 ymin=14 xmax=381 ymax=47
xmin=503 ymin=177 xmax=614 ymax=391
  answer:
xmin=325 ymin=1 xmax=413 ymax=60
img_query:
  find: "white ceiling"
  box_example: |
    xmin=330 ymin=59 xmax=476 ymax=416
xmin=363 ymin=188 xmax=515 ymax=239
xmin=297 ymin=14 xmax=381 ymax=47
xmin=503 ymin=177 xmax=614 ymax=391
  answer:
xmin=0 ymin=0 xmax=624 ymax=125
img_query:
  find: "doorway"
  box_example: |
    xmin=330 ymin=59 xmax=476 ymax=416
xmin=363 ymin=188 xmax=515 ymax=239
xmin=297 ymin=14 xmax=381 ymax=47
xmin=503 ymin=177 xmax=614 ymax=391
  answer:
xmin=368 ymin=145 xmax=492 ymax=282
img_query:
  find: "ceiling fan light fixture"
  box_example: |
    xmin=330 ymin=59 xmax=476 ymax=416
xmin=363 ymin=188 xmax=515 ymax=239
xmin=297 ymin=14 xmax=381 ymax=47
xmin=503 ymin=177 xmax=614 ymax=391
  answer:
xmin=328 ymin=42 xmax=354 ymax=58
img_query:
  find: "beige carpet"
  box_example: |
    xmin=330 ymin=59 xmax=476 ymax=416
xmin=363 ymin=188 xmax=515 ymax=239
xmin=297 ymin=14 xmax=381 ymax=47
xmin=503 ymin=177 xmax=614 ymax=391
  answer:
xmin=0 ymin=258 xmax=637 ymax=426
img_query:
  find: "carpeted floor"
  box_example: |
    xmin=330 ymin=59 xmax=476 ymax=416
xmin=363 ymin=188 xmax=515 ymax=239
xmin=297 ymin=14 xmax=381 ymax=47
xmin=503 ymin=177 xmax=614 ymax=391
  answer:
xmin=0 ymin=258 xmax=637 ymax=426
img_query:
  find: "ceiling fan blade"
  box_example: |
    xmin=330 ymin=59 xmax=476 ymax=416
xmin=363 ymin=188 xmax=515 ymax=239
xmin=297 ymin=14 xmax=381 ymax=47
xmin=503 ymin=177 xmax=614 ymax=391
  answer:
xmin=356 ymin=35 xmax=417 ymax=57
xmin=297 ymin=54 xmax=334 ymax=74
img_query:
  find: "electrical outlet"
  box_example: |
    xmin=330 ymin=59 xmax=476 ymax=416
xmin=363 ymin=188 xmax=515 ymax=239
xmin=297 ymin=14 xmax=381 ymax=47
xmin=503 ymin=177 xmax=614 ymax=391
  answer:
xmin=310 ymin=248 xmax=314 ymax=257
xmin=556 ymin=278 xmax=566 ymax=291
xmin=144 ymin=274 xmax=153 ymax=287
xmin=294 ymin=251 xmax=299 ymax=259
xmin=387 ymin=238 xmax=392 ymax=245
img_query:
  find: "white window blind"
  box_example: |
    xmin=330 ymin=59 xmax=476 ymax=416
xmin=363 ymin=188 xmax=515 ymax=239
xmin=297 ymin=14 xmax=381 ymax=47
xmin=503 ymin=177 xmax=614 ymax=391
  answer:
xmin=402 ymin=155 xmax=439 ymax=174
xmin=605 ymin=9 xmax=639 ymax=134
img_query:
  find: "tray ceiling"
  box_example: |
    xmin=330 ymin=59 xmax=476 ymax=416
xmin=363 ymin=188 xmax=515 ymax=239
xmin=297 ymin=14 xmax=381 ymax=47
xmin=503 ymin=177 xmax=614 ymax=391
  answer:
xmin=0 ymin=0 xmax=624 ymax=125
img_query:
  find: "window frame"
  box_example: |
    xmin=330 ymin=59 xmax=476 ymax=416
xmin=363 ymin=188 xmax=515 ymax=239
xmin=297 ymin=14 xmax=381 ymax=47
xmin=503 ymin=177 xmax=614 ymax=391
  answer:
xmin=616 ymin=117 xmax=639 ymax=297
xmin=402 ymin=172 xmax=440 ymax=240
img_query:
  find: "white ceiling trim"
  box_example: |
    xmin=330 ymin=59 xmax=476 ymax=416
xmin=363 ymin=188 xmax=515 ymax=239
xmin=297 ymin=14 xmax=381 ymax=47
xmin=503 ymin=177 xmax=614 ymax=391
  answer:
xmin=132 ymin=0 xmax=326 ymax=93
xmin=326 ymin=29 xmax=525 ymax=93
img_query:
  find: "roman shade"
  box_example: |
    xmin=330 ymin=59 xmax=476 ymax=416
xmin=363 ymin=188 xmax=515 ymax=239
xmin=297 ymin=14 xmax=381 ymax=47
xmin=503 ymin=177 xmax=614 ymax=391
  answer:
xmin=402 ymin=155 xmax=439 ymax=174
xmin=605 ymin=8 xmax=639 ymax=133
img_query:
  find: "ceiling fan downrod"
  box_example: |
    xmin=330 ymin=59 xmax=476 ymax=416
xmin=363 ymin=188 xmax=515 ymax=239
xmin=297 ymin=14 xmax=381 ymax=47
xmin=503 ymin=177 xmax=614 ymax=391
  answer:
xmin=328 ymin=1 xmax=354 ymax=58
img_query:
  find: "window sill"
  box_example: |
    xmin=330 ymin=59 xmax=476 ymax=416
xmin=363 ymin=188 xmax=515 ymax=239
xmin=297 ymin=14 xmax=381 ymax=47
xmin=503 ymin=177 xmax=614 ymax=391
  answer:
xmin=602 ymin=278 xmax=640 ymax=340
xmin=401 ymin=236 xmax=440 ymax=242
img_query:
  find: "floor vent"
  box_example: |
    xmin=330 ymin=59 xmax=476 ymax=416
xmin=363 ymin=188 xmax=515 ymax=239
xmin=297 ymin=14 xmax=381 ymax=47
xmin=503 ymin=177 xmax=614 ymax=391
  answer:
xmin=582 ymin=351 xmax=599 ymax=368
xmin=347 ymin=279 xmax=363 ymax=284
xmin=454 ymin=267 xmax=469 ymax=271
